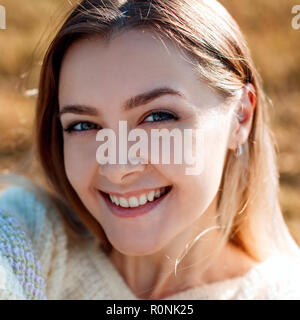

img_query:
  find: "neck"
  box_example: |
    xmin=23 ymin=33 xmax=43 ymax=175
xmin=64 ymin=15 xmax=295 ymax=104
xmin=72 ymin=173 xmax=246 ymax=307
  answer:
xmin=109 ymin=223 xmax=257 ymax=300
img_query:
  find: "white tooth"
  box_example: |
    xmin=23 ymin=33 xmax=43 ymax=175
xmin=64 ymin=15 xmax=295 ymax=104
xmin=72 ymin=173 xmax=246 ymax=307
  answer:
xmin=109 ymin=195 xmax=114 ymax=203
xmin=112 ymin=196 xmax=119 ymax=206
xmin=139 ymin=193 xmax=147 ymax=205
xmin=154 ymin=189 xmax=161 ymax=198
xmin=129 ymin=197 xmax=139 ymax=208
xmin=119 ymin=197 xmax=129 ymax=208
xmin=147 ymin=190 xmax=155 ymax=202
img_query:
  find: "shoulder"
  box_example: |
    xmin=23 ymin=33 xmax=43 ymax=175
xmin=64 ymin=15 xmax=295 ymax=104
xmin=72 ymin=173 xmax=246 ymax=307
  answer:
xmin=237 ymin=251 xmax=300 ymax=299
xmin=0 ymin=185 xmax=69 ymax=299
xmin=0 ymin=185 xmax=55 ymax=240
xmin=0 ymin=185 xmax=67 ymax=251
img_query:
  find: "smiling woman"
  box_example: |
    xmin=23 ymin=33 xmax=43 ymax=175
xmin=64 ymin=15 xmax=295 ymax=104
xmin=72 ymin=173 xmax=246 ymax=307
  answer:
xmin=1 ymin=0 xmax=300 ymax=300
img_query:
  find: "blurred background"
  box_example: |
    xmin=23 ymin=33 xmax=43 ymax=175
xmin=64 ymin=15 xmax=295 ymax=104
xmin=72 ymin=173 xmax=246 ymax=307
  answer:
xmin=0 ymin=0 xmax=299 ymax=242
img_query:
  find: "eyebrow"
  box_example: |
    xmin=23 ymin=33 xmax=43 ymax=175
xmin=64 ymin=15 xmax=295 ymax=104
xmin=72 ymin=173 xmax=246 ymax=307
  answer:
xmin=58 ymin=86 xmax=185 ymax=118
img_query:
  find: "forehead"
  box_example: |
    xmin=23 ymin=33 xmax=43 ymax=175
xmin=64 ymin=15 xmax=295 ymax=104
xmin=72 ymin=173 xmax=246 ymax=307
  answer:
xmin=58 ymin=28 xmax=220 ymax=109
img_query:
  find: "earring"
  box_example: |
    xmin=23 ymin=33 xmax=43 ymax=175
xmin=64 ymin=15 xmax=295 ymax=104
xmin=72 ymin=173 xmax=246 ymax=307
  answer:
xmin=234 ymin=143 xmax=243 ymax=158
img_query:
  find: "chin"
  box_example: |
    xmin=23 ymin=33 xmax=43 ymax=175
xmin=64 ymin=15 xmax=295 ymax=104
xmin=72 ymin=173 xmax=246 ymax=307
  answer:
xmin=108 ymin=235 xmax=166 ymax=256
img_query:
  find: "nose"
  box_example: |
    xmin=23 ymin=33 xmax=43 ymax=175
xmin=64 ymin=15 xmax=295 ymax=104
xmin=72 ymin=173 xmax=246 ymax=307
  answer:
xmin=96 ymin=121 xmax=149 ymax=184
xmin=98 ymin=156 xmax=146 ymax=185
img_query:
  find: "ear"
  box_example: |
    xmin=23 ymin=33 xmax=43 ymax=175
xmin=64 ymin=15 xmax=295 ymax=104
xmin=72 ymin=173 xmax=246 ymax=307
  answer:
xmin=228 ymin=83 xmax=256 ymax=151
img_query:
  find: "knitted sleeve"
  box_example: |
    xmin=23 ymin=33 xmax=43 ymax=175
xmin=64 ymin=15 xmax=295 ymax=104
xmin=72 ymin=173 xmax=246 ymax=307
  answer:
xmin=0 ymin=208 xmax=47 ymax=299
xmin=0 ymin=186 xmax=68 ymax=300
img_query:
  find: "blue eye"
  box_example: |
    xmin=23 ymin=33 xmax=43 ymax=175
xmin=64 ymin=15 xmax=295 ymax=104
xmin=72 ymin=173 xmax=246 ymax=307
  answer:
xmin=63 ymin=121 xmax=101 ymax=133
xmin=143 ymin=111 xmax=179 ymax=123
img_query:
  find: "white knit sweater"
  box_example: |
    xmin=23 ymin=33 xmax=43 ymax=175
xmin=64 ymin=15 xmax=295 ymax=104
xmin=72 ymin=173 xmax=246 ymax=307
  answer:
xmin=1 ymin=186 xmax=300 ymax=300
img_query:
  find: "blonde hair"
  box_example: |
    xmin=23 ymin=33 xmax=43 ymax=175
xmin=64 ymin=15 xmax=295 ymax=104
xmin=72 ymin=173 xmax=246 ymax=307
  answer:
xmin=1 ymin=0 xmax=299 ymax=272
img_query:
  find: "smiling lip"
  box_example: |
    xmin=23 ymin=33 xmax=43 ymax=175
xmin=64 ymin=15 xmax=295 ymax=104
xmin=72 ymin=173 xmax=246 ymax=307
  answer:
xmin=98 ymin=186 xmax=172 ymax=218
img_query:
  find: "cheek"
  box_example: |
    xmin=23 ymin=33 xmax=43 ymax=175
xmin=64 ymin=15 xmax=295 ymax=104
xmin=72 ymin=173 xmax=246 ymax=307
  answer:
xmin=200 ymin=118 xmax=230 ymax=194
xmin=63 ymin=137 xmax=99 ymax=193
xmin=160 ymin=116 xmax=230 ymax=218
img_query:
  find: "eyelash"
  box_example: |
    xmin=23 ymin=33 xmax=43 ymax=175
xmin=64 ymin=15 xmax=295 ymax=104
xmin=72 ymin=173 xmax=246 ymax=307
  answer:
xmin=63 ymin=110 xmax=179 ymax=134
xmin=63 ymin=121 xmax=101 ymax=134
xmin=142 ymin=110 xmax=179 ymax=124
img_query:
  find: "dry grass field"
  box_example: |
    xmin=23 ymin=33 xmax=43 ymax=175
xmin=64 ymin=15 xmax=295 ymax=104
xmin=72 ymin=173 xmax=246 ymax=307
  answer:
xmin=0 ymin=0 xmax=299 ymax=243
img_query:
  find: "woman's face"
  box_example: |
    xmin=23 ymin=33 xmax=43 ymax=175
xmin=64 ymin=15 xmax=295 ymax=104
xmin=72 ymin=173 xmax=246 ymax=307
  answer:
xmin=58 ymin=29 xmax=236 ymax=255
